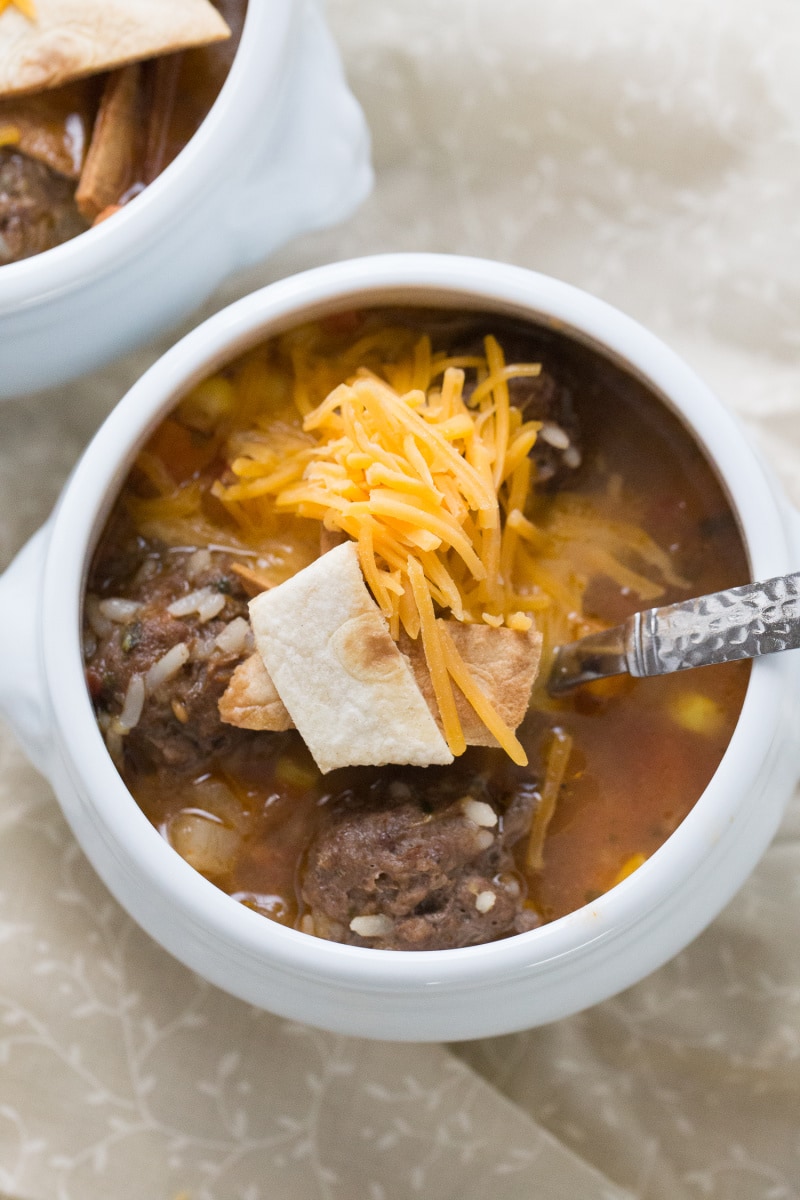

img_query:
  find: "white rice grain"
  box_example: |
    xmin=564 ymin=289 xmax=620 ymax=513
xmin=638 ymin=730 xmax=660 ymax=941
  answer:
xmin=214 ymin=616 xmax=252 ymax=656
xmin=190 ymin=635 xmax=216 ymax=662
xmin=475 ymin=890 xmax=496 ymax=914
xmin=118 ymin=674 xmax=145 ymax=732
xmin=168 ymin=587 xmax=226 ymax=623
xmin=539 ymin=422 xmax=570 ymax=450
xmin=132 ymin=558 xmax=159 ymax=588
xmin=186 ymin=548 xmax=212 ymax=581
xmin=98 ymin=598 xmax=142 ymax=624
xmin=349 ymin=914 xmax=394 ymax=938
xmin=105 ymin=725 xmax=123 ymax=767
xmin=85 ymin=595 xmax=112 ymax=638
xmin=145 ymin=642 xmax=190 ymax=692
xmin=461 ymin=797 xmax=498 ymax=827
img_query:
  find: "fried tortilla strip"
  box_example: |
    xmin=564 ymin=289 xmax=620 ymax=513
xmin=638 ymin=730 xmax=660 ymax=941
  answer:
xmin=400 ymin=623 xmax=542 ymax=748
xmin=218 ymin=653 xmax=293 ymax=733
xmin=230 ymin=562 xmax=278 ymax=597
xmin=248 ymin=542 xmax=453 ymax=774
xmin=0 ymin=0 xmax=230 ymax=99
xmin=220 ymin=614 xmax=542 ymax=750
xmin=0 ymin=78 xmax=98 ymax=176
xmin=75 ymin=64 xmax=139 ymax=221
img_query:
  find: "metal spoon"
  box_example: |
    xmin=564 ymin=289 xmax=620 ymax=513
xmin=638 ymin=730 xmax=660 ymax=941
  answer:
xmin=547 ymin=571 xmax=800 ymax=695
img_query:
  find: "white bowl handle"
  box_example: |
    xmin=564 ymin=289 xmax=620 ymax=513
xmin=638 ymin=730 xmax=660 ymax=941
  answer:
xmin=230 ymin=0 xmax=372 ymax=270
xmin=0 ymin=523 xmax=52 ymax=776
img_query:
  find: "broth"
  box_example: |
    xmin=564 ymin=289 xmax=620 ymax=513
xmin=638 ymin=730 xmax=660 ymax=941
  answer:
xmin=84 ymin=310 xmax=750 ymax=945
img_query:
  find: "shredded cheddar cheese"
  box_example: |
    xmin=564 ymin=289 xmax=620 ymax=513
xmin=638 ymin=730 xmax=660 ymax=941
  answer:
xmin=211 ymin=335 xmax=546 ymax=760
xmin=133 ymin=320 xmax=678 ymax=763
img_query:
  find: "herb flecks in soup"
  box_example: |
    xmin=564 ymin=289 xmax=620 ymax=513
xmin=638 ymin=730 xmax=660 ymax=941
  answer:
xmin=84 ymin=311 xmax=750 ymax=950
xmin=0 ymin=0 xmax=243 ymax=264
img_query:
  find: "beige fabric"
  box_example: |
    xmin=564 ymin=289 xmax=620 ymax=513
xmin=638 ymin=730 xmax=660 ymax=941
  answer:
xmin=2 ymin=0 xmax=800 ymax=1196
xmin=0 ymin=0 xmax=230 ymax=98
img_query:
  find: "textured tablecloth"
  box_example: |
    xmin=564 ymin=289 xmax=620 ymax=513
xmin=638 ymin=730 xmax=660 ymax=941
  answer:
xmin=2 ymin=2 xmax=800 ymax=1196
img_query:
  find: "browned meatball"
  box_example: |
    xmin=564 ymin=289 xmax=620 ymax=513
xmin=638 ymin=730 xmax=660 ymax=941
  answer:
xmin=0 ymin=150 xmax=87 ymax=264
xmin=302 ymin=767 xmax=540 ymax=950
xmin=84 ymin=529 xmax=254 ymax=772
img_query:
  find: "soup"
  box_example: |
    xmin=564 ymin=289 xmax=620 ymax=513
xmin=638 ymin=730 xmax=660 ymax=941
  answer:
xmin=83 ymin=309 xmax=750 ymax=949
xmin=0 ymin=0 xmax=245 ymax=265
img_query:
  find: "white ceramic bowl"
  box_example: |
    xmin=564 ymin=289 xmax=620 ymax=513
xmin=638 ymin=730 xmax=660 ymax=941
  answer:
xmin=2 ymin=254 xmax=799 ymax=1042
xmin=0 ymin=0 xmax=372 ymax=400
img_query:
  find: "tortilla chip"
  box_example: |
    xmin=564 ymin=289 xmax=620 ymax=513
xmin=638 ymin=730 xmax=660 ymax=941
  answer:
xmin=400 ymin=623 xmax=542 ymax=748
xmin=75 ymin=64 xmax=139 ymax=220
xmin=248 ymin=542 xmax=453 ymax=774
xmin=218 ymin=653 xmax=293 ymax=733
xmin=230 ymin=562 xmax=277 ymax=597
xmin=219 ymin=616 xmax=542 ymax=751
xmin=0 ymin=0 xmax=230 ymax=99
xmin=0 ymin=77 xmax=98 ymax=176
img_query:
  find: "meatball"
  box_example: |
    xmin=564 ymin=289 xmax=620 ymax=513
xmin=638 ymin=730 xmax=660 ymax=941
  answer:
xmin=84 ymin=531 xmax=254 ymax=772
xmin=302 ymin=766 xmax=541 ymax=950
xmin=0 ymin=150 xmax=87 ymax=264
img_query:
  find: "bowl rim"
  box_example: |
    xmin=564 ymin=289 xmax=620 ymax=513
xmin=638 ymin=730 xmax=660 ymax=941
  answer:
xmin=0 ymin=0 xmax=294 ymax=310
xmin=40 ymin=252 xmax=797 ymax=991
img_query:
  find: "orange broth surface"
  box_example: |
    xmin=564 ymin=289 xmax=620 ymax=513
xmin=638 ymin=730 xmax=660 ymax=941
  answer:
xmin=87 ymin=309 xmax=750 ymax=933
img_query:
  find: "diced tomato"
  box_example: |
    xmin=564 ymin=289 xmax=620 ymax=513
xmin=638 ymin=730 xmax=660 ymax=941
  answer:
xmin=144 ymin=418 xmax=216 ymax=484
xmin=319 ymin=309 xmax=363 ymax=337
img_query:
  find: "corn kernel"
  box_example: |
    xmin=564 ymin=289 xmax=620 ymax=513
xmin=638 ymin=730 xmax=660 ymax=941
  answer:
xmin=610 ymin=852 xmax=647 ymax=888
xmin=178 ymin=376 xmax=236 ymax=432
xmin=274 ymin=756 xmax=319 ymax=791
xmin=670 ymin=692 xmax=724 ymax=736
xmin=0 ymin=125 xmax=21 ymax=148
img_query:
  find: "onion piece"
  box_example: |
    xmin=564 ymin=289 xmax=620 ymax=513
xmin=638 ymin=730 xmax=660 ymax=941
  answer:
xmin=168 ymin=811 xmax=240 ymax=878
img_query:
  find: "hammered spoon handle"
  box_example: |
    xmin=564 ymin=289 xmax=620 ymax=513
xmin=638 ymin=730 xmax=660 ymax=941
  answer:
xmin=548 ymin=571 xmax=800 ymax=695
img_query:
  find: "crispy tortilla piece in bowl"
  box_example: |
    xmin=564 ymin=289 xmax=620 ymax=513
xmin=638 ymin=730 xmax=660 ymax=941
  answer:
xmin=0 ymin=0 xmax=230 ymax=97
